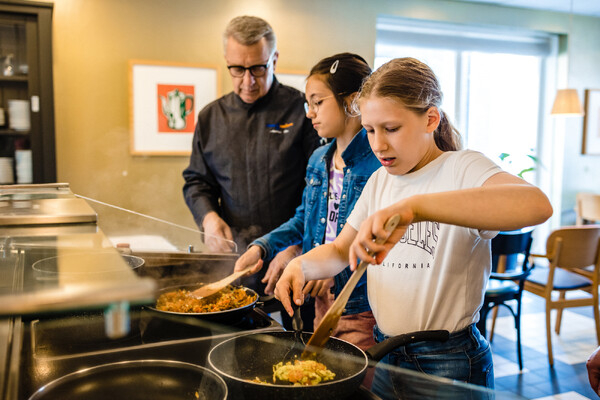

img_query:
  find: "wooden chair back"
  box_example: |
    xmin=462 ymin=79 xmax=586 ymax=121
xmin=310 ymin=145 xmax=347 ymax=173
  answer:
xmin=546 ymin=225 xmax=600 ymax=272
xmin=525 ymin=225 xmax=600 ymax=366
xmin=576 ymin=192 xmax=600 ymax=225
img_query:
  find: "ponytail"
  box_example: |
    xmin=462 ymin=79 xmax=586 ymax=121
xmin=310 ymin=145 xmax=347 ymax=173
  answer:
xmin=435 ymin=110 xmax=462 ymax=151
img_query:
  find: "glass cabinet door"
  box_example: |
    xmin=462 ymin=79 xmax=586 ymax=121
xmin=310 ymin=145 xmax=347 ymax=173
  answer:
xmin=0 ymin=5 xmax=53 ymax=185
xmin=0 ymin=16 xmax=32 ymax=184
xmin=0 ymin=18 xmax=28 ymax=78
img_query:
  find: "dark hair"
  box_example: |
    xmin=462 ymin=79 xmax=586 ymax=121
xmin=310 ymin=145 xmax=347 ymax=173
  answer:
xmin=308 ymin=53 xmax=372 ymax=110
xmin=357 ymin=57 xmax=462 ymax=151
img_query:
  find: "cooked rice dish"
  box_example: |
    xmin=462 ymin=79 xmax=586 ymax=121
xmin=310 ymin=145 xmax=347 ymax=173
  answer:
xmin=155 ymin=285 xmax=255 ymax=313
xmin=272 ymin=359 xmax=335 ymax=386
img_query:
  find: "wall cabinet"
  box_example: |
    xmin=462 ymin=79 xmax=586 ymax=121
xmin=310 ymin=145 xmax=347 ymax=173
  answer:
xmin=0 ymin=0 xmax=55 ymax=183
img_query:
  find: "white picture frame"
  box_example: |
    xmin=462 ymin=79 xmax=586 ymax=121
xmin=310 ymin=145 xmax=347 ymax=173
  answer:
xmin=583 ymin=89 xmax=600 ymax=155
xmin=129 ymin=60 xmax=220 ymax=155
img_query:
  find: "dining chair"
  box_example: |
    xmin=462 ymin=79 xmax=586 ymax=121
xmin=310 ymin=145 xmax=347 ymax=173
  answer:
xmin=477 ymin=228 xmax=534 ymax=370
xmin=524 ymin=225 xmax=600 ymax=366
xmin=576 ymin=192 xmax=600 ymax=225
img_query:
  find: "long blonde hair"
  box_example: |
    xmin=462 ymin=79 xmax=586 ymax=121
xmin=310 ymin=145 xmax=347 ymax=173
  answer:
xmin=357 ymin=57 xmax=462 ymax=151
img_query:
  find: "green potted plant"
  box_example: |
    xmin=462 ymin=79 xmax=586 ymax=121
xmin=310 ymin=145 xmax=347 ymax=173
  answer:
xmin=498 ymin=150 xmax=541 ymax=180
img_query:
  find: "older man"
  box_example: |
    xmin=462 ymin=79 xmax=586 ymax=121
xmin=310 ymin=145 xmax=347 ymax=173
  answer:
xmin=183 ymin=16 xmax=319 ymax=277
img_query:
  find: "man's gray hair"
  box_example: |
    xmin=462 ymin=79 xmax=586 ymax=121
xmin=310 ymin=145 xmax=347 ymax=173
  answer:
xmin=223 ymin=16 xmax=277 ymax=55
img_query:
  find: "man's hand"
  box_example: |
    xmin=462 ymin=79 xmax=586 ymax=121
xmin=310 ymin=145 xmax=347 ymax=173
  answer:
xmin=262 ymin=245 xmax=301 ymax=295
xmin=202 ymin=211 xmax=235 ymax=252
xmin=587 ymin=346 xmax=600 ymax=395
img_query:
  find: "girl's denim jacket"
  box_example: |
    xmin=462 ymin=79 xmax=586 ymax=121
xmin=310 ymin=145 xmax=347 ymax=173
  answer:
xmin=251 ymin=129 xmax=380 ymax=315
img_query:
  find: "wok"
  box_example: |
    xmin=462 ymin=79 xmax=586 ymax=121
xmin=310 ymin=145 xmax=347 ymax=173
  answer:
xmin=208 ymin=330 xmax=449 ymax=400
xmin=28 ymin=359 xmax=227 ymax=400
xmin=146 ymin=284 xmax=259 ymax=324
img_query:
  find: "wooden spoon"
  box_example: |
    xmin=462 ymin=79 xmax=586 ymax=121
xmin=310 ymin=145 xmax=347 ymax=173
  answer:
xmin=301 ymin=214 xmax=401 ymax=359
xmin=190 ymin=264 xmax=256 ymax=299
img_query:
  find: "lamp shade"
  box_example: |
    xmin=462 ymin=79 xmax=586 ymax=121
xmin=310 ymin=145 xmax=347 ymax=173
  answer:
xmin=551 ymin=88 xmax=584 ymax=116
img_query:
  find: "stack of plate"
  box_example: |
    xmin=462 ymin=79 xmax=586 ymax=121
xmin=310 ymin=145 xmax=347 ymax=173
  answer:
xmin=15 ymin=149 xmax=32 ymax=183
xmin=0 ymin=157 xmax=14 ymax=184
xmin=8 ymin=99 xmax=31 ymax=131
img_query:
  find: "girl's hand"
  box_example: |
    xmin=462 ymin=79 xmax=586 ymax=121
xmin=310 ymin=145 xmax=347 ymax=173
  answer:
xmin=349 ymin=205 xmax=414 ymax=270
xmin=274 ymin=259 xmax=306 ymax=317
xmin=262 ymin=245 xmax=301 ymax=295
xmin=233 ymin=245 xmax=264 ymax=274
xmin=303 ymin=278 xmax=335 ymax=298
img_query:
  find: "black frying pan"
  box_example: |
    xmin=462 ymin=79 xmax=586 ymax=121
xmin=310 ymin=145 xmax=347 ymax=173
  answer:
xmin=146 ymin=284 xmax=258 ymax=324
xmin=27 ymin=360 xmax=227 ymax=400
xmin=208 ymin=330 xmax=449 ymax=400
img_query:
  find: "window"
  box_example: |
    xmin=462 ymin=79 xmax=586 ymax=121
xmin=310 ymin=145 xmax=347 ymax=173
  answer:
xmin=375 ymin=16 xmax=558 ymax=185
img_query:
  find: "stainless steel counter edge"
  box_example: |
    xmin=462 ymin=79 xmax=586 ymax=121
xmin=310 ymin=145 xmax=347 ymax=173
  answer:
xmin=0 ymin=279 xmax=157 ymax=316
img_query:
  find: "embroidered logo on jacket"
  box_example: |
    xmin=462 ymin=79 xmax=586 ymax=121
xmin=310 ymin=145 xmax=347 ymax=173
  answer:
xmin=266 ymin=122 xmax=294 ymax=134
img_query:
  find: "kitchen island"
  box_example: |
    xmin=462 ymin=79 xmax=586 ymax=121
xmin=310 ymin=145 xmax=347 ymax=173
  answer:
xmin=1 ymin=184 xmax=526 ymax=400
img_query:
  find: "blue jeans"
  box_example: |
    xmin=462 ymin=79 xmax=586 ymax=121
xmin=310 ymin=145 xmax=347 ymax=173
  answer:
xmin=371 ymin=324 xmax=495 ymax=400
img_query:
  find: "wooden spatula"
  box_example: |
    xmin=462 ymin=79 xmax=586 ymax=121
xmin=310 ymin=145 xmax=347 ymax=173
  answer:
xmin=190 ymin=264 xmax=255 ymax=298
xmin=301 ymin=214 xmax=401 ymax=359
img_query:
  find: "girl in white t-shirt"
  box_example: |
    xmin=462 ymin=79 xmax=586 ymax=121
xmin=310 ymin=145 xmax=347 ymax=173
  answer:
xmin=274 ymin=57 xmax=552 ymax=397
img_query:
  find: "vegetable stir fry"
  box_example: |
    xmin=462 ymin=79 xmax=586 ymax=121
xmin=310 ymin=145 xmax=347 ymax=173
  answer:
xmin=272 ymin=359 xmax=336 ymax=386
xmin=156 ymin=285 xmax=256 ymax=313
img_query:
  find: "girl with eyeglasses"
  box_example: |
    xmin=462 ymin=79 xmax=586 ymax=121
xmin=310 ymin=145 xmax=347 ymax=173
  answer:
xmin=234 ymin=52 xmax=380 ymax=350
xmin=274 ymin=57 xmax=553 ymax=398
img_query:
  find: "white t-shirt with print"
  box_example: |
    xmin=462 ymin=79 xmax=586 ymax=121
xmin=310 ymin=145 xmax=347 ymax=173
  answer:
xmin=346 ymin=150 xmax=503 ymax=336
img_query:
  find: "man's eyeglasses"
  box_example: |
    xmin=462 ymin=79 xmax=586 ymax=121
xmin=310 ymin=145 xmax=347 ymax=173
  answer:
xmin=227 ymin=55 xmax=273 ymax=78
xmin=304 ymin=95 xmax=335 ymax=115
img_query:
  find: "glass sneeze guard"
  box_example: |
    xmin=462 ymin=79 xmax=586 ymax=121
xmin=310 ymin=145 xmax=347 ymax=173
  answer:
xmin=0 ymin=184 xmax=156 ymax=318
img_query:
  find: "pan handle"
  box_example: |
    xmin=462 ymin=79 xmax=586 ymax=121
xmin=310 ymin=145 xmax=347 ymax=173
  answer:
xmin=366 ymin=329 xmax=450 ymax=362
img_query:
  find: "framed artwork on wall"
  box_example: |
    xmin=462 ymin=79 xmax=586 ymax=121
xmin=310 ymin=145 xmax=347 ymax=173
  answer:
xmin=583 ymin=89 xmax=600 ymax=155
xmin=129 ymin=60 xmax=220 ymax=155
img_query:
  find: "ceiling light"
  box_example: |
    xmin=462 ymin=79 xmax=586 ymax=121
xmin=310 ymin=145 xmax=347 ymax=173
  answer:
xmin=551 ymin=89 xmax=584 ymax=116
